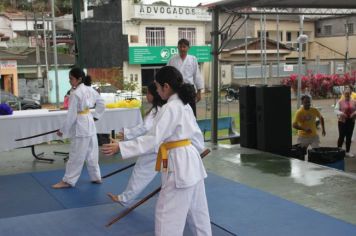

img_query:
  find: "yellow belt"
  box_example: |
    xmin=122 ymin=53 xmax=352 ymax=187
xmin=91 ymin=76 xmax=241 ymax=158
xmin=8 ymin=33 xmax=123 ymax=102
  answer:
xmin=155 ymin=139 xmax=191 ymax=172
xmin=78 ymin=109 xmax=90 ymax=115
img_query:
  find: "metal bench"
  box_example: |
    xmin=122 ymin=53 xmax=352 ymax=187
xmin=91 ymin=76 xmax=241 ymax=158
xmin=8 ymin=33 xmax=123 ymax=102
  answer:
xmin=197 ymin=117 xmax=240 ymax=144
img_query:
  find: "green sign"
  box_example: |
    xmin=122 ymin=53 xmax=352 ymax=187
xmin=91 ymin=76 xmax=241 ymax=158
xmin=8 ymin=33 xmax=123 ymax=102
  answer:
xmin=129 ymin=46 xmax=211 ymax=64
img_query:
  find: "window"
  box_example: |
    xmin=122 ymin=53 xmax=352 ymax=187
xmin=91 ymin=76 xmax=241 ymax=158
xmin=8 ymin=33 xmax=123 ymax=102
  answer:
xmin=323 ymin=25 xmax=332 ymax=35
xmin=286 ymin=32 xmax=292 ymax=41
xmin=34 ymin=23 xmax=43 ymax=30
xmin=257 ymin=31 xmax=268 ymax=39
xmin=279 ymin=32 xmax=283 ymax=41
xmin=178 ymin=28 xmax=196 ymax=45
xmin=146 ymin=27 xmax=165 ymax=46
xmin=346 ymin=23 xmax=354 ymax=35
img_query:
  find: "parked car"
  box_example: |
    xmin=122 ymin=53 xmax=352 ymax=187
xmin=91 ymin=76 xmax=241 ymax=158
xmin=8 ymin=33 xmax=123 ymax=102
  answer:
xmin=92 ymin=83 xmax=120 ymax=104
xmin=0 ymin=90 xmax=42 ymax=110
xmin=92 ymin=83 xmax=142 ymax=103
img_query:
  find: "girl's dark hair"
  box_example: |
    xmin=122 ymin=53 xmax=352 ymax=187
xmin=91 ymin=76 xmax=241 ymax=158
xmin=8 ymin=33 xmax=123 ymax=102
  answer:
xmin=69 ymin=67 xmax=92 ymax=86
xmin=146 ymin=82 xmax=166 ymax=116
xmin=155 ymin=66 xmax=196 ymax=105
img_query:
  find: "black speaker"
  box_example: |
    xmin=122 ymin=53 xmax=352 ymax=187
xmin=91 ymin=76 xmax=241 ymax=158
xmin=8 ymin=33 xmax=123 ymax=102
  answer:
xmin=256 ymin=86 xmax=291 ymax=154
xmin=239 ymin=86 xmax=257 ymax=148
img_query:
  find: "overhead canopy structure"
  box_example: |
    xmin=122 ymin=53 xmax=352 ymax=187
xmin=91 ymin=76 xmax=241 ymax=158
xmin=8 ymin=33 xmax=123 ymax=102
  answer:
xmin=204 ymin=0 xmax=356 ymax=10
xmin=203 ymin=0 xmax=356 ymax=144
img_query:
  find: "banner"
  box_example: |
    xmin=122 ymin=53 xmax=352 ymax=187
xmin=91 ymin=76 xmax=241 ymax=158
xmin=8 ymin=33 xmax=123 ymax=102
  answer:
xmin=129 ymin=46 xmax=211 ymax=64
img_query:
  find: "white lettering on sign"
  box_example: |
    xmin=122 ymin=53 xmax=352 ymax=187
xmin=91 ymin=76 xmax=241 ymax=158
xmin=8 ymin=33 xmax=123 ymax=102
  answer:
xmin=170 ymin=48 xmax=178 ymax=55
xmin=134 ymin=5 xmax=211 ymax=21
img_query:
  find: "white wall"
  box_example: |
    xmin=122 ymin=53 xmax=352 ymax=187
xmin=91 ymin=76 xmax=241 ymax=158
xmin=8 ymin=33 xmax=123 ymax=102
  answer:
xmin=0 ymin=17 xmax=13 ymax=38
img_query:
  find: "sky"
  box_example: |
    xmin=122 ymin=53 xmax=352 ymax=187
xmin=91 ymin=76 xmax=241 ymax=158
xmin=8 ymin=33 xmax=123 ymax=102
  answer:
xmin=142 ymin=0 xmax=214 ymax=7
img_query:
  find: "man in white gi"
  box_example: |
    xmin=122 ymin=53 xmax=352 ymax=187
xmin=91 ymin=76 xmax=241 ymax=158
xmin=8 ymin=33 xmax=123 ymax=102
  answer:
xmin=167 ymin=38 xmax=204 ymax=116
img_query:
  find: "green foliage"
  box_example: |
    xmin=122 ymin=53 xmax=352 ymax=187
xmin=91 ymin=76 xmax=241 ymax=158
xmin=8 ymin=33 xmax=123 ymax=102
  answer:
xmin=152 ymin=1 xmax=169 ymax=5
xmin=123 ymin=81 xmax=138 ymax=98
xmin=123 ymin=81 xmax=138 ymax=92
xmin=0 ymin=3 xmax=5 ymax=12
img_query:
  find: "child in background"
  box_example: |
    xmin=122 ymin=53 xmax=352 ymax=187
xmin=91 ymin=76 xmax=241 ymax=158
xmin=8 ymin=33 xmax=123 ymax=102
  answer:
xmin=63 ymin=89 xmax=72 ymax=110
xmin=107 ymin=83 xmax=166 ymax=206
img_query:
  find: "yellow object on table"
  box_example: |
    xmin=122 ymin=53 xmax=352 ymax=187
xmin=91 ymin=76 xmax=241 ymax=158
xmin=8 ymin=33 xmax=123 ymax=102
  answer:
xmin=105 ymin=99 xmax=141 ymax=109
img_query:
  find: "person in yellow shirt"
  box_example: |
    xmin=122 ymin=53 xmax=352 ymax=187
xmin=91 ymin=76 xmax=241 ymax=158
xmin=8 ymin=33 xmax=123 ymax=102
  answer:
xmin=293 ymin=95 xmax=326 ymax=149
xmin=340 ymin=84 xmax=356 ymax=100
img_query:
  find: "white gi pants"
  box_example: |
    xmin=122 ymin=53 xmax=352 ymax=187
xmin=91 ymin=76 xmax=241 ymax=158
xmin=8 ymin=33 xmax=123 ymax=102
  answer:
xmin=63 ymin=135 xmax=101 ymax=186
xmin=120 ymin=153 xmax=158 ymax=206
xmin=155 ymin=173 xmax=212 ymax=236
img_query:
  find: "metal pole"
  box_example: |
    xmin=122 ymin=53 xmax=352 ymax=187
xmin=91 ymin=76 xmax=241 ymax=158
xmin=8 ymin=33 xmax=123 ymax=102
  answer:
xmin=211 ymin=7 xmax=219 ymax=145
xmin=263 ymin=14 xmax=267 ymax=84
xmin=42 ymin=13 xmax=49 ymax=103
xmin=51 ymin=0 xmax=60 ymax=108
xmin=345 ymin=18 xmax=350 ymax=73
xmin=244 ymin=14 xmax=248 ymax=84
xmin=84 ymin=0 xmax=88 ymax=19
xmin=276 ymin=14 xmax=280 ymax=78
xmin=297 ymin=14 xmax=304 ymax=109
xmin=72 ymin=0 xmax=83 ymax=68
xmin=34 ymin=13 xmax=42 ymax=81
xmin=260 ymin=15 xmax=263 ymax=82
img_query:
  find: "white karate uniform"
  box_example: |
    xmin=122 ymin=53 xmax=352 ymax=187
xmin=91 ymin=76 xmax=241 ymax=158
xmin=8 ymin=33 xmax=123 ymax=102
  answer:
xmin=59 ymin=83 xmax=105 ymax=186
xmin=167 ymin=55 xmax=204 ymax=90
xmin=119 ymin=94 xmax=211 ymax=236
xmin=119 ymin=107 xmax=161 ymax=206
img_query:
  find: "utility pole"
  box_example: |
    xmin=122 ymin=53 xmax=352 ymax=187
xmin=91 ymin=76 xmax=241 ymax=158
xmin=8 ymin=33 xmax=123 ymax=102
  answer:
xmin=50 ymin=0 xmax=60 ymax=108
xmin=34 ymin=13 xmax=42 ymax=82
xmin=72 ymin=0 xmax=83 ymax=68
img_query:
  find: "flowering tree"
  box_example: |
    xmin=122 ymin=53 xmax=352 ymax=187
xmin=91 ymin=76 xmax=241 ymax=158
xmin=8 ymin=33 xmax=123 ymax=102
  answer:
xmin=281 ymin=71 xmax=356 ymax=98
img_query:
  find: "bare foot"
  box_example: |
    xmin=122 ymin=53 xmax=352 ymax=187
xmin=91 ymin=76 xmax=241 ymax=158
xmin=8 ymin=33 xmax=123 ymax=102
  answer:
xmin=91 ymin=179 xmax=102 ymax=184
xmin=52 ymin=181 xmax=71 ymax=189
xmin=107 ymin=192 xmax=119 ymax=202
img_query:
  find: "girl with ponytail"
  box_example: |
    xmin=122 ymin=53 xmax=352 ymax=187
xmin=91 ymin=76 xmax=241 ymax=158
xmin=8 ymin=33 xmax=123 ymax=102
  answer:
xmin=52 ymin=67 xmax=105 ymax=189
xmin=102 ymin=66 xmax=211 ymax=235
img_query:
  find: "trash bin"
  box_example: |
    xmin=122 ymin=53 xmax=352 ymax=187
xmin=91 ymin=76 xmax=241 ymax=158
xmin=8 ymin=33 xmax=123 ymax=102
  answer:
xmin=289 ymin=144 xmax=307 ymax=160
xmin=308 ymin=147 xmax=345 ymax=171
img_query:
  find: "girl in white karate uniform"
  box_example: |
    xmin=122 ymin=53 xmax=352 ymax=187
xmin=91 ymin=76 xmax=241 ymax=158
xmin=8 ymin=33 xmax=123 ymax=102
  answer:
xmin=102 ymin=66 xmax=211 ymax=236
xmin=107 ymin=83 xmax=166 ymax=206
xmin=52 ymin=68 xmax=105 ymax=189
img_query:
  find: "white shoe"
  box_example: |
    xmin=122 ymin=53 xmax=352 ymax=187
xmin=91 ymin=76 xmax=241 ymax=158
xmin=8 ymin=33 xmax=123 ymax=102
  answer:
xmin=346 ymin=152 xmax=354 ymax=158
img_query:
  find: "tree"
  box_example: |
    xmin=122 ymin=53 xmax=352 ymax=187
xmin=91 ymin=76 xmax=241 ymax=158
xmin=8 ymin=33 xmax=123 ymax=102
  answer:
xmin=123 ymin=81 xmax=138 ymax=99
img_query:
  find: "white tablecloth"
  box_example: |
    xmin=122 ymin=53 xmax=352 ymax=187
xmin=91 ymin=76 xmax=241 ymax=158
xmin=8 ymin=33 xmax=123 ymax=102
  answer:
xmin=0 ymin=108 xmax=142 ymax=152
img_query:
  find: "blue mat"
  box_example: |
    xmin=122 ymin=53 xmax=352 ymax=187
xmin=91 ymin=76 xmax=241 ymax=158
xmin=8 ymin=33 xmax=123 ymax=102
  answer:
xmin=206 ymin=172 xmax=356 ymax=236
xmin=31 ymin=163 xmax=161 ymax=209
xmin=1 ymin=164 xmax=356 ymax=235
xmin=0 ymin=174 xmax=63 ymax=218
xmin=0 ymin=202 xmax=232 ymax=236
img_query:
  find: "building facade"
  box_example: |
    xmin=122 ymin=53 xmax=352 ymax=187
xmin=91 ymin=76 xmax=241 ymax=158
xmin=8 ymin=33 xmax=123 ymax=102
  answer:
xmin=121 ymin=0 xmax=211 ymax=91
